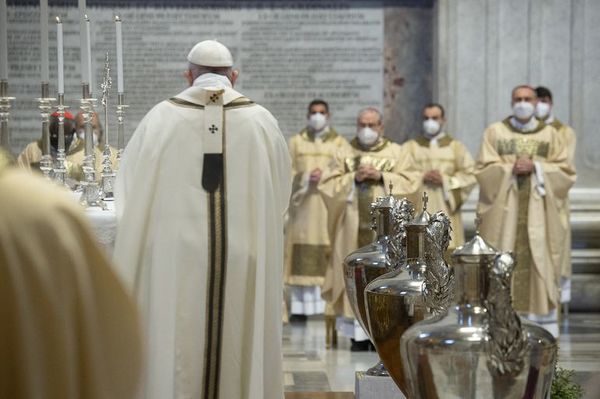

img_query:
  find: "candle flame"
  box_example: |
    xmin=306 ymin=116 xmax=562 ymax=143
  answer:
xmin=84 ymin=14 xmax=90 ymax=21
xmin=115 ymin=15 xmax=121 ymax=22
xmin=56 ymin=16 xmax=62 ymax=24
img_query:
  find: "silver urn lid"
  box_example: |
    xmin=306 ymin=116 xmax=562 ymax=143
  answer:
xmin=452 ymin=214 xmax=497 ymax=258
xmin=408 ymin=191 xmax=430 ymax=227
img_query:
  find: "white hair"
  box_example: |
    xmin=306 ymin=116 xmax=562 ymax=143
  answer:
xmin=357 ymin=107 xmax=383 ymax=124
xmin=188 ymin=62 xmax=233 ymax=81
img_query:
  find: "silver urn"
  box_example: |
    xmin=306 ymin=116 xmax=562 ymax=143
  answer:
xmin=364 ymin=193 xmax=454 ymax=394
xmin=343 ymin=191 xmax=414 ymax=375
xmin=400 ymin=218 xmax=557 ymax=399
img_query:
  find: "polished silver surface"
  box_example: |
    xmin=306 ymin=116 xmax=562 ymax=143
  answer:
xmin=0 ymin=80 xmax=15 ymax=152
xmin=343 ymin=191 xmax=414 ymax=376
xmin=100 ymin=52 xmax=116 ymax=200
xmin=364 ymin=193 xmax=453 ymax=395
xmin=400 ymin=227 xmax=557 ymax=399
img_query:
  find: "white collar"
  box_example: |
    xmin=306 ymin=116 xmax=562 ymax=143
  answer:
xmin=310 ymin=125 xmax=330 ymax=139
xmin=424 ymin=131 xmax=445 ymax=147
xmin=192 ymin=73 xmax=232 ymax=89
xmin=510 ymin=116 xmax=539 ymax=132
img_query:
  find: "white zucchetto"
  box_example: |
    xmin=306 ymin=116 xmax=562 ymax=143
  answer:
xmin=187 ymin=40 xmax=233 ymax=67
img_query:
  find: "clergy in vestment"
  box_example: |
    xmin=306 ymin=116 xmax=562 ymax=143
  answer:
xmin=319 ymin=107 xmax=419 ymax=350
xmin=476 ymin=85 xmax=576 ymax=336
xmin=285 ymin=99 xmax=351 ymax=320
xmin=535 ymin=86 xmax=577 ymax=306
xmin=0 ymin=167 xmax=143 ymax=399
xmin=403 ymin=103 xmax=476 ymax=250
xmin=113 ymin=40 xmax=292 ymax=399
xmin=17 ymin=111 xmax=84 ymax=181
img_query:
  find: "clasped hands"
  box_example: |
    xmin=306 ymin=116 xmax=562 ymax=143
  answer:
xmin=423 ymin=169 xmax=443 ymax=187
xmin=355 ymin=164 xmax=382 ymax=183
xmin=513 ymin=157 xmax=534 ymax=175
xmin=309 ymin=168 xmax=322 ymax=185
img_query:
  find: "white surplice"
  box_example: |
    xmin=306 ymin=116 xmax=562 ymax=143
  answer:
xmin=113 ymin=83 xmax=292 ymax=399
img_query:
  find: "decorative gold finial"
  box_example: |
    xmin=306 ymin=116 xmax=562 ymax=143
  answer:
xmin=388 ymin=182 xmax=394 ymax=196
xmin=474 ymin=212 xmax=481 ymax=234
xmin=422 ymin=191 xmax=428 ymax=211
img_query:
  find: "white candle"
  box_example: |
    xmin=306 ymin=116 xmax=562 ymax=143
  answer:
xmin=115 ymin=15 xmax=124 ymax=93
xmin=56 ymin=17 xmax=64 ymax=94
xmin=78 ymin=0 xmax=87 ymax=84
xmin=85 ymin=15 xmax=93 ymax=92
xmin=0 ymin=0 xmax=8 ymax=80
xmin=40 ymin=0 xmax=49 ymax=82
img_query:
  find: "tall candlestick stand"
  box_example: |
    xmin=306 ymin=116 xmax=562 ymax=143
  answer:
xmin=100 ymin=52 xmax=115 ymax=200
xmin=53 ymin=93 xmax=68 ymax=186
xmin=116 ymin=92 xmax=128 ymax=167
xmin=79 ymin=82 xmax=104 ymax=208
xmin=37 ymin=81 xmax=55 ymax=180
xmin=0 ymin=80 xmax=15 ymax=152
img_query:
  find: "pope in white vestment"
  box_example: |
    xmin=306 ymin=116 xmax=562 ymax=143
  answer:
xmin=113 ymin=40 xmax=292 ymax=399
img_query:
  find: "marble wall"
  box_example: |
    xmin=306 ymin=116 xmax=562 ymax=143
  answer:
xmin=434 ymin=0 xmax=600 ymax=188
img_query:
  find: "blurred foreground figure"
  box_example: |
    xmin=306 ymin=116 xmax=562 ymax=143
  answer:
xmin=0 ymin=166 xmax=143 ymax=399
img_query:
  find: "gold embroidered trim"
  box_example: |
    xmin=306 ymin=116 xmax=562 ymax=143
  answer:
xmin=496 ymin=138 xmax=550 ymax=158
xmin=512 ymin=175 xmax=532 ymax=312
xmin=344 ymin=154 xmax=397 ymax=173
xmin=291 ymin=244 xmax=330 ymax=277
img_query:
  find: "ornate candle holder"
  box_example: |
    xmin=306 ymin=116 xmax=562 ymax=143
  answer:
xmin=100 ymin=52 xmax=115 ymax=200
xmin=37 ymin=82 xmax=55 ymax=180
xmin=53 ymin=93 xmax=69 ymax=186
xmin=0 ymin=80 xmax=16 ymax=152
xmin=79 ymin=82 xmax=104 ymax=208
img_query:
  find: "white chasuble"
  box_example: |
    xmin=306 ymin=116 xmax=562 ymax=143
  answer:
xmin=476 ymin=118 xmax=576 ymax=316
xmin=114 ymin=85 xmax=292 ymax=399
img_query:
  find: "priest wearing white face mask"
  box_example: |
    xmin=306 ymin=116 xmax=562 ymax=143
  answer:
xmin=403 ymin=103 xmax=476 ymax=250
xmin=284 ymin=100 xmax=350 ymax=330
xmin=319 ymin=107 xmax=419 ymax=350
xmin=475 ymin=85 xmax=576 ymax=336
xmin=113 ymin=40 xmax=292 ymax=399
xmin=535 ymin=86 xmax=577 ymax=309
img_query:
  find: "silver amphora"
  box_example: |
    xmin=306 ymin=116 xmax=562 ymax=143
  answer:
xmin=343 ymin=193 xmax=414 ymax=376
xmin=364 ymin=193 xmax=453 ymax=394
xmin=400 ymin=221 xmax=557 ymax=399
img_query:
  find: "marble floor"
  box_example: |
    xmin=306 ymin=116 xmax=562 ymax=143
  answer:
xmin=282 ymin=314 xmax=600 ymax=398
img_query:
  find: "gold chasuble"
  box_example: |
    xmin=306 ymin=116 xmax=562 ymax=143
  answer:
xmin=476 ymin=118 xmax=576 ymax=316
xmin=17 ymin=138 xmax=118 ymax=181
xmin=404 ymin=134 xmax=476 ymax=249
xmin=114 ymin=85 xmax=291 ymax=399
xmin=319 ymin=138 xmax=419 ymax=318
xmin=285 ymin=128 xmax=351 ymax=287
xmin=549 ymin=118 xmax=577 ymax=289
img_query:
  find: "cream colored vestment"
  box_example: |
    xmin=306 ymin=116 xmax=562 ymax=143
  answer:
xmin=0 ymin=168 xmax=143 ymax=399
xmin=114 ymin=85 xmax=291 ymax=399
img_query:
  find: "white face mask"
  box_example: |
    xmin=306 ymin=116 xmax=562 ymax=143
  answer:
xmin=422 ymin=119 xmax=441 ymax=138
xmin=357 ymin=127 xmax=379 ymax=146
xmin=535 ymin=102 xmax=551 ymax=119
xmin=513 ymin=101 xmax=535 ymax=120
xmin=77 ymin=129 xmax=99 ymax=146
xmin=308 ymin=112 xmax=328 ymax=132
